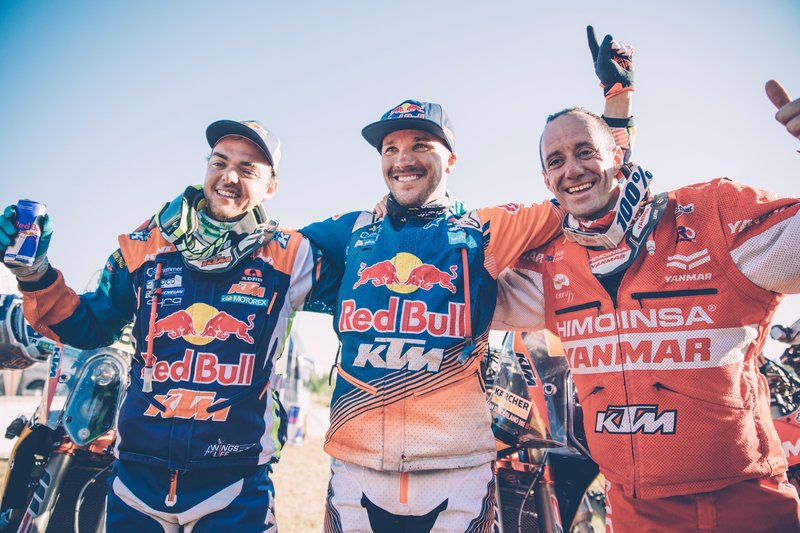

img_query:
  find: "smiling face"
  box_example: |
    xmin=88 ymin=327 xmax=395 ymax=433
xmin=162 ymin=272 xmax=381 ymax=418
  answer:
xmin=380 ymin=129 xmax=457 ymax=207
xmin=202 ymin=136 xmax=278 ymax=221
xmin=540 ymin=112 xmax=623 ymax=220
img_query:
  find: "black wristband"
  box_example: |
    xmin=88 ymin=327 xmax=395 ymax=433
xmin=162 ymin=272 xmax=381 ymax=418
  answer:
xmin=602 ymin=115 xmax=635 ymax=128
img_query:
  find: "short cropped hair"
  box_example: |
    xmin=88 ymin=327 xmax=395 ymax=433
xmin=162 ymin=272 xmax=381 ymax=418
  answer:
xmin=538 ymin=107 xmax=616 ymax=171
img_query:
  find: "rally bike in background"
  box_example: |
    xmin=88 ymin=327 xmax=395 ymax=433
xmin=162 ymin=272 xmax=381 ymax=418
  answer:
xmin=485 ymin=330 xmax=604 ymax=533
xmin=0 ymin=293 xmax=131 ymax=533
xmin=764 ymin=319 xmax=800 ymax=491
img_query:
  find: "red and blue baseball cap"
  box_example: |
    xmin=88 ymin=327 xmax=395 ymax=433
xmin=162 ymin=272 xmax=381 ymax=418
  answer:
xmin=361 ymin=100 xmax=455 ymax=153
xmin=206 ymin=120 xmax=282 ymax=174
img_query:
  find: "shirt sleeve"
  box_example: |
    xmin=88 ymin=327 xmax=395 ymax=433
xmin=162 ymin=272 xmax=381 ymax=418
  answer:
xmin=300 ymin=211 xmax=365 ymax=270
xmin=294 ymin=236 xmax=342 ymax=315
xmin=492 ymin=264 xmax=547 ymax=332
xmin=19 ymin=250 xmax=137 ymax=349
xmin=719 ymin=179 xmax=800 ymax=293
xmin=475 ymin=202 xmax=563 ymax=278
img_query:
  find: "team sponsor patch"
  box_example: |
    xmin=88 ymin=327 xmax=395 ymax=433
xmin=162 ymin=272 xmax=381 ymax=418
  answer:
xmin=340 ymin=297 xmax=465 ymax=339
xmin=675 ymin=225 xmax=696 ymax=243
xmin=205 ymin=439 xmax=257 ymax=457
xmin=552 ymin=273 xmax=570 ymax=290
xmin=354 ymin=337 xmax=443 ymax=372
xmin=272 ymin=231 xmax=291 ymax=248
xmin=144 ymin=388 xmax=231 ymax=421
xmin=666 ymin=249 xmax=710 ymax=270
xmin=595 ymin=404 xmax=676 ymax=434
xmin=129 ymin=230 xmax=151 ymax=241
xmin=674 ymin=204 xmax=694 ymax=218
xmin=221 ymin=294 xmax=270 ymax=307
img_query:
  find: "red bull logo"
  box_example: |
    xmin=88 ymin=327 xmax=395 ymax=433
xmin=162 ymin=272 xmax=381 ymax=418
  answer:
xmin=387 ymin=102 xmax=426 ymax=118
xmin=352 ymin=253 xmax=458 ymax=294
xmin=201 ymin=312 xmax=256 ymax=343
xmin=145 ymin=348 xmax=255 ymax=387
xmin=353 ymin=260 xmax=401 ymax=288
xmin=339 ymin=297 xmax=465 ymax=338
xmin=150 ymin=310 xmax=196 ymax=339
xmin=405 ymin=264 xmax=457 ymax=293
xmin=149 ymin=304 xmax=256 ymax=345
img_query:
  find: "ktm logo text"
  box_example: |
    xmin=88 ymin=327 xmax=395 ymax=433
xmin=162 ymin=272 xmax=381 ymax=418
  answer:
xmin=144 ymin=388 xmax=231 ymax=421
xmin=339 ymin=297 xmax=465 ymax=338
xmin=354 ymin=338 xmax=443 ymax=372
xmin=595 ymin=405 xmax=676 ymax=434
xmin=228 ymin=281 xmax=265 ymax=297
xmin=783 ymin=438 xmax=800 ymax=459
xmin=142 ymin=348 xmax=254 ymax=386
xmin=515 ymin=352 xmax=538 ymax=387
xmin=556 ymin=306 xmax=712 ymax=338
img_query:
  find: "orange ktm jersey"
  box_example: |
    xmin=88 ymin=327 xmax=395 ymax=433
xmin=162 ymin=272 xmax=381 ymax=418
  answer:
xmin=494 ymin=178 xmax=800 ymax=499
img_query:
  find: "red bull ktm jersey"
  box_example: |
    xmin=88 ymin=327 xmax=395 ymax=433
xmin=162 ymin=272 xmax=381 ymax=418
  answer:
xmin=494 ymin=179 xmax=800 ymax=498
xmin=301 ymin=201 xmax=562 ymax=471
xmin=19 ymin=222 xmax=328 ymax=471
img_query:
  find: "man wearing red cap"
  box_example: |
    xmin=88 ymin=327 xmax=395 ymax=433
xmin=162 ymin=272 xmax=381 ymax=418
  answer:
xmin=0 ymin=120 xmax=335 ymax=531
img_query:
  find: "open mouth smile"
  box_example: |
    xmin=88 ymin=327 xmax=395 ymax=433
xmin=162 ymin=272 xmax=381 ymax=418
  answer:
xmin=566 ymin=182 xmax=594 ymax=194
xmin=215 ymin=188 xmax=240 ymax=199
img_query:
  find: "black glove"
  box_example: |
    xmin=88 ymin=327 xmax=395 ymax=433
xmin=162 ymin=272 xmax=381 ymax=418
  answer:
xmin=587 ymin=25 xmax=634 ymax=99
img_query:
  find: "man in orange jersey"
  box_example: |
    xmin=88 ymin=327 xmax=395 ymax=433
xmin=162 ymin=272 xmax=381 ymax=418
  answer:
xmin=494 ymin=75 xmax=800 ymax=531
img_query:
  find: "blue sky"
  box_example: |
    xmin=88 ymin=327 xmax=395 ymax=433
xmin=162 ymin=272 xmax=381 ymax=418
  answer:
xmin=2 ymin=0 xmax=798 ymax=370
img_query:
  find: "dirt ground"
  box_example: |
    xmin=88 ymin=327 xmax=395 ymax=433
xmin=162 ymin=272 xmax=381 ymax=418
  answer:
xmin=272 ymin=395 xmax=331 ymax=532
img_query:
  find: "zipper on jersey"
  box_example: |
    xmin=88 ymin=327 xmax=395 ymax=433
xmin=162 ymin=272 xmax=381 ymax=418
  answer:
xmin=554 ymin=300 xmax=602 ymax=316
xmin=631 ymin=288 xmax=718 ymax=307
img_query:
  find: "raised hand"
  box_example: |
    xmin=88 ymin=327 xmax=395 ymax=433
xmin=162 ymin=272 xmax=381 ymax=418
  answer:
xmin=0 ymin=203 xmax=53 ymax=281
xmin=587 ymin=25 xmax=634 ymax=100
xmin=766 ymin=80 xmax=800 ymax=141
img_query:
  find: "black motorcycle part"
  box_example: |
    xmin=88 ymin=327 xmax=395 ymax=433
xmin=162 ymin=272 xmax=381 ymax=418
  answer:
xmin=548 ymin=454 xmax=600 ymax=530
xmin=5 ymin=416 xmax=27 ymax=440
xmin=0 ymin=425 xmax=53 ymax=509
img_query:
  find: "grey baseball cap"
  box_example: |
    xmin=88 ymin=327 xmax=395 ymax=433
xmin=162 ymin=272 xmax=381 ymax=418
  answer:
xmin=206 ymin=119 xmax=282 ymax=174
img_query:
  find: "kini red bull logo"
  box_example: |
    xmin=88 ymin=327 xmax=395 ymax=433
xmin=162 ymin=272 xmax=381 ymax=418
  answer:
xmin=353 ymin=253 xmax=458 ymax=294
xmin=148 ymin=303 xmax=256 ymax=345
xmin=387 ymin=102 xmax=426 ymax=119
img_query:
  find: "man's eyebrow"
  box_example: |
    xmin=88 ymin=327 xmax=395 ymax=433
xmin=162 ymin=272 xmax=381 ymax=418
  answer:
xmin=544 ymin=141 xmax=594 ymax=161
xmin=543 ymin=147 xmax=563 ymax=162
xmin=210 ymin=151 xmax=229 ymax=160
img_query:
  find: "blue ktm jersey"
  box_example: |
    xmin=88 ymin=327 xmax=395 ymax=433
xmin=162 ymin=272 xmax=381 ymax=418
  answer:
xmin=301 ymin=202 xmax=562 ymax=471
xmin=20 ymin=223 xmax=332 ymax=471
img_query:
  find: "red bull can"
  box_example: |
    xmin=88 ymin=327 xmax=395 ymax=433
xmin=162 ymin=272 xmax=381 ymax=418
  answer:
xmin=4 ymin=200 xmax=46 ymax=267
